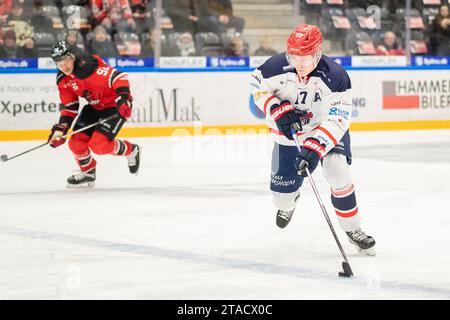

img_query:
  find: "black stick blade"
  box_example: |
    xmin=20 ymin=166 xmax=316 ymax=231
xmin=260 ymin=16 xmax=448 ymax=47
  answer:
xmin=0 ymin=155 xmax=8 ymax=162
xmin=338 ymin=261 xmax=353 ymax=278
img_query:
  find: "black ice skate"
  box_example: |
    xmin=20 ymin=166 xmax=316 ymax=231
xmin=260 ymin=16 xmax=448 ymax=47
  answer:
xmin=346 ymin=228 xmax=376 ymax=256
xmin=67 ymin=168 xmax=96 ymax=188
xmin=276 ymin=193 xmax=300 ymax=229
xmin=126 ymin=144 xmax=141 ymax=174
xmin=276 ymin=209 xmax=295 ymax=228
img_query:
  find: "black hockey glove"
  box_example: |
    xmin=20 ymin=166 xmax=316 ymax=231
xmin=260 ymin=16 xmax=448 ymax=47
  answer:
xmin=294 ymin=138 xmax=324 ymax=177
xmin=269 ymin=101 xmax=309 ymax=140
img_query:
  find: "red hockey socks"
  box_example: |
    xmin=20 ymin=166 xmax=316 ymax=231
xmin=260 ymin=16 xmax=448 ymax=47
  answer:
xmin=75 ymin=151 xmax=97 ymax=172
xmin=113 ymin=139 xmax=134 ymax=156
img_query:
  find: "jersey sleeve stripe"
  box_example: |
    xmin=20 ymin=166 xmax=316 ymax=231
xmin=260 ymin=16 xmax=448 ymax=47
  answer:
xmin=62 ymin=109 xmax=78 ymax=114
xmin=317 ymin=126 xmax=338 ymax=145
xmin=108 ymin=69 xmax=116 ymax=88
xmin=63 ymin=102 xmax=80 ymax=111
xmin=269 ymin=128 xmax=281 ymax=135
xmin=270 ymin=128 xmax=310 ymax=137
xmin=263 ymin=95 xmax=276 ymax=115
xmin=112 ymin=72 xmax=128 ymax=86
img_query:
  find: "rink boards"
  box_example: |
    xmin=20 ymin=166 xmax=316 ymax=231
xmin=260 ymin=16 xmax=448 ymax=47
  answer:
xmin=0 ymin=68 xmax=450 ymax=141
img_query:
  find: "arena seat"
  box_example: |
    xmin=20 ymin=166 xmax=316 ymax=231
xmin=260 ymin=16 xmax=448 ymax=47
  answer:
xmin=34 ymin=32 xmax=56 ymax=57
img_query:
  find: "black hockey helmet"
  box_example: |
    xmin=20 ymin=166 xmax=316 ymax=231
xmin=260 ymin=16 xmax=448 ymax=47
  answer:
xmin=51 ymin=40 xmax=73 ymax=62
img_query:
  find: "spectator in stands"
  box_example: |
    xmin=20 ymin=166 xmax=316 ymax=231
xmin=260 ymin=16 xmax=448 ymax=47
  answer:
xmin=62 ymin=0 xmax=89 ymax=4
xmin=375 ymin=31 xmax=405 ymax=55
xmin=140 ymin=28 xmax=178 ymax=57
xmin=22 ymin=0 xmax=36 ymax=19
xmin=253 ymin=35 xmax=278 ymax=56
xmin=65 ymin=29 xmax=84 ymax=56
xmin=90 ymin=25 xmax=119 ymax=57
xmin=224 ymin=35 xmax=246 ymax=56
xmin=431 ymin=4 xmax=450 ymax=55
xmin=383 ymin=0 xmax=405 ymax=14
xmin=347 ymin=0 xmax=385 ymax=10
xmin=202 ymin=0 xmax=245 ymax=34
xmin=0 ymin=0 xmax=12 ymax=24
xmin=17 ymin=36 xmax=38 ymax=58
xmin=30 ymin=1 xmax=53 ymax=33
xmin=7 ymin=1 xmax=34 ymax=46
xmin=174 ymin=32 xmax=197 ymax=56
xmin=7 ymin=0 xmax=25 ymax=22
xmin=140 ymin=28 xmax=156 ymax=57
xmin=164 ymin=0 xmax=209 ymax=34
xmin=0 ymin=29 xmax=18 ymax=58
xmin=130 ymin=0 xmax=154 ymax=35
xmin=90 ymin=0 xmax=136 ymax=35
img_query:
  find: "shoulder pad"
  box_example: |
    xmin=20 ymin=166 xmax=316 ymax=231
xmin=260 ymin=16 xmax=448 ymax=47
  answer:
xmin=73 ymin=54 xmax=100 ymax=79
xmin=312 ymin=55 xmax=351 ymax=92
xmin=257 ymin=52 xmax=295 ymax=79
xmin=56 ymin=71 xmax=67 ymax=85
xmin=93 ymin=54 xmax=109 ymax=67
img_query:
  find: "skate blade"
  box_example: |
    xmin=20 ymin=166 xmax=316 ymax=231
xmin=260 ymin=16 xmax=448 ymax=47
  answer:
xmin=66 ymin=181 xmax=95 ymax=189
xmin=354 ymin=245 xmax=376 ymax=256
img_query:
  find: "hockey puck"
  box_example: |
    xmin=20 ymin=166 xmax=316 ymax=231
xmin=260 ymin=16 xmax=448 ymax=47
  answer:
xmin=0 ymin=154 xmax=7 ymax=162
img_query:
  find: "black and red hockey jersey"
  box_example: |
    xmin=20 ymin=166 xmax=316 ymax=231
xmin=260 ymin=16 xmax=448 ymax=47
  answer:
xmin=57 ymin=54 xmax=131 ymax=125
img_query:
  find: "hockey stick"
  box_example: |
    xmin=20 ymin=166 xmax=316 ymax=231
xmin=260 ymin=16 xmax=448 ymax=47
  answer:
xmin=0 ymin=114 xmax=118 ymax=163
xmin=290 ymin=124 xmax=353 ymax=278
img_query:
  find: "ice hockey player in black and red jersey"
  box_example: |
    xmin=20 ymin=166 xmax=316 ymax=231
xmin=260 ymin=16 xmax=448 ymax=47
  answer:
xmin=250 ymin=25 xmax=376 ymax=255
xmin=48 ymin=40 xmax=141 ymax=188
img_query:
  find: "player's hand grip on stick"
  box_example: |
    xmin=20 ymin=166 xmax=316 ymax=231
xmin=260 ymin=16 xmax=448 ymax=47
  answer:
xmin=1 ymin=114 xmax=118 ymax=163
xmin=294 ymin=137 xmax=322 ymax=177
xmin=48 ymin=123 xmax=69 ymax=148
xmin=290 ymin=124 xmax=354 ymax=278
xmin=269 ymin=101 xmax=307 ymax=140
xmin=116 ymin=95 xmax=133 ymax=120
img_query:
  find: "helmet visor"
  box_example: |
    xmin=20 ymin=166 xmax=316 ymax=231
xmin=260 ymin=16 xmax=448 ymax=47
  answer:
xmin=287 ymin=54 xmax=316 ymax=67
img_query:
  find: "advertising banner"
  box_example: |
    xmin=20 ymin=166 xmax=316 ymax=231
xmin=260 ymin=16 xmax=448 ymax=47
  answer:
xmin=349 ymin=70 xmax=450 ymax=122
xmin=411 ymin=56 xmax=450 ymax=67
xmin=2 ymin=55 xmax=450 ymax=71
xmin=351 ymin=55 xmax=407 ymax=67
xmin=0 ymin=69 xmax=449 ymax=139
xmin=0 ymin=72 xmax=262 ymax=132
xmin=0 ymin=58 xmax=37 ymax=69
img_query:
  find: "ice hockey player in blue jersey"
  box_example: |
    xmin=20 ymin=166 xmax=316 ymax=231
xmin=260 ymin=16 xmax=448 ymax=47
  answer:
xmin=250 ymin=24 xmax=376 ymax=256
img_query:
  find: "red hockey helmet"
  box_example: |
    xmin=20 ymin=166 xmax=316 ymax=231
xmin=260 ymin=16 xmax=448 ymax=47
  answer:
xmin=287 ymin=24 xmax=323 ymax=56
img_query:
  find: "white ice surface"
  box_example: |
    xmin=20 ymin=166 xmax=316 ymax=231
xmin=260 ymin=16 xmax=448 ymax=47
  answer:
xmin=0 ymin=130 xmax=450 ymax=299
